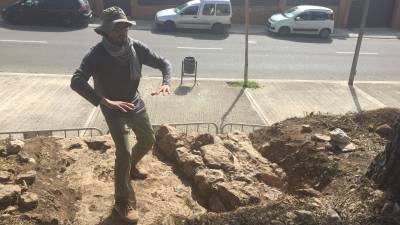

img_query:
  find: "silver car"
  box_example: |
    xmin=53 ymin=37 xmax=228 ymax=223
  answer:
xmin=155 ymin=0 xmax=232 ymax=33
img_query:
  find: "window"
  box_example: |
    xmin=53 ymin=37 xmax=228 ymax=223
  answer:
xmin=297 ymin=11 xmax=312 ymax=21
xmin=311 ymin=11 xmax=328 ymax=20
xmin=202 ymin=4 xmax=215 ymax=16
xmin=182 ymin=6 xmax=199 ymax=15
xmin=283 ymin=6 xmax=298 ymax=18
xmin=216 ymin=4 xmax=230 ymax=16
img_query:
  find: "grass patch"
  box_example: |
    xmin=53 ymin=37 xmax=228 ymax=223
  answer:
xmin=227 ymin=81 xmax=260 ymax=89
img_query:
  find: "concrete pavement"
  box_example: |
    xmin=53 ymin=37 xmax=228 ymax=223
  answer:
xmin=0 ymin=73 xmax=399 ymax=136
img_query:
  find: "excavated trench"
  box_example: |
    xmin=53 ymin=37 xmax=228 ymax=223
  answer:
xmin=2 ymin=108 xmax=400 ymax=225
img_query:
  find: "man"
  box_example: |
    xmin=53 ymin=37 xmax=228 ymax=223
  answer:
xmin=70 ymin=7 xmax=171 ymax=223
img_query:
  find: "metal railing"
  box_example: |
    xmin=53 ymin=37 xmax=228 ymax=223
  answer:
xmin=221 ymin=123 xmax=268 ymax=134
xmin=0 ymin=127 xmax=103 ymax=140
xmin=152 ymin=122 xmax=219 ymax=134
xmin=0 ymin=123 xmax=268 ymax=140
xmin=152 ymin=122 xmax=267 ymax=134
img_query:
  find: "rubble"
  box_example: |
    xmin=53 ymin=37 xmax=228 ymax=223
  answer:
xmin=0 ymin=184 xmax=21 ymax=208
xmin=0 ymin=108 xmax=399 ymax=225
xmin=0 ymin=139 xmax=24 ymax=157
xmin=16 ymin=170 xmax=37 ymax=185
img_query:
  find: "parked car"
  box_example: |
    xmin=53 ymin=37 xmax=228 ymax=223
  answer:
xmin=155 ymin=0 xmax=232 ymax=34
xmin=266 ymin=5 xmax=334 ymax=38
xmin=1 ymin=0 xmax=93 ymax=27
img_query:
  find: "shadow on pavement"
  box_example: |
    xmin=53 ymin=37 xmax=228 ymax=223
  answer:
xmin=349 ymin=85 xmax=362 ymax=112
xmin=150 ymin=27 xmax=229 ymax=40
xmin=174 ymin=83 xmax=196 ymax=96
xmin=0 ymin=21 xmax=88 ymax=32
xmin=266 ymin=32 xmax=334 ymax=44
xmin=220 ymin=88 xmax=245 ymax=128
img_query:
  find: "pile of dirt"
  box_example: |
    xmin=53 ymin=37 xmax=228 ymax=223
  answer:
xmin=1 ymin=108 xmax=400 ymax=225
xmin=0 ymin=137 xmax=80 ymax=225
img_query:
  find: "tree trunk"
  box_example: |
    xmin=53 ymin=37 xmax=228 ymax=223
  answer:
xmin=366 ymin=122 xmax=400 ymax=192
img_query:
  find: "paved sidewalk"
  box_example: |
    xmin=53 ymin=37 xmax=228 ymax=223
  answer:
xmin=0 ymin=73 xmax=399 ymax=135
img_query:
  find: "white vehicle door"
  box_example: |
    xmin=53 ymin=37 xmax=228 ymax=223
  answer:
xmin=292 ymin=11 xmax=316 ymax=34
xmin=198 ymin=3 xmax=216 ymax=29
xmin=215 ymin=3 xmax=231 ymax=25
xmin=175 ymin=5 xmax=201 ymax=29
xmin=311 ymin=11 xmax=333 ymax=32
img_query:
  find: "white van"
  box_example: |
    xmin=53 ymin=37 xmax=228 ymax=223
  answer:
xmin=155 ymin=0 xmax=232 ymax=33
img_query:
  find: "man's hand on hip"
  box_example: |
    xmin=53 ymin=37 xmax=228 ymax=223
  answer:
xmin=100 ymin=98 xmax=134 ymax=112
xmin=151 ymin=84 xmax=171 ymax=96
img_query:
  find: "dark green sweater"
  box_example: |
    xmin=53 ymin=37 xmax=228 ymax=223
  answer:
xmin=71 ymin=39 xmax=171 ymax=112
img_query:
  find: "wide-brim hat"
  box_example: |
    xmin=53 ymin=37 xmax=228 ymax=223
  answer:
xmin=94 ymin=6 xmax=136 ymax=35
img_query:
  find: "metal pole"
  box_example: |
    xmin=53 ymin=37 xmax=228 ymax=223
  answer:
xmin=349 ymin=0 xmax=370 ymax=86
xmin=244 ymin=0 xmax=249 ymax=87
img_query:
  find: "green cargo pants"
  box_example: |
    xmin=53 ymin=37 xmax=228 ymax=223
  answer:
xmin=104 ymin=109 xmax=155 ymax=204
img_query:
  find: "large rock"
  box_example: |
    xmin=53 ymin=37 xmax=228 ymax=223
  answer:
xmin=0 ymin=184 xmax=21 ymax=208
xmin=19 ymin=192 xmax=39 ymax=210
xmin=301 ymin=124 xmax=312 ymax=133
xmin=157 ymin=131 xmax=185 ymax=159
xmin=311 ymin=133 xmax=331 ymax=142
xmin=174 ymin=147 xmax=204 ymax=177
xmin=84 ymin=140 xmax=111 ymax=152
xmin=0 ymin=139 xmax=24 ymax=157
xmin=255 ymin=168 xmax=285 ymax=188
xmin=155 ymin=125 xmax=176 ymax=140
xmin=194 ymin=168 xmax=225 ymax=197
xmin=226 ymin=137 xmax=286 ymax=188
xmin=215 ymin=181 xmax=254 ymax=211
xmin=200 ymin=144 xmax=237 ymax=172
xmin=16 ymin=170 xmax=37 ymax=185
xmin=329 ymin=128 xmax=351 ymax=145
xmin=375 ymin=124 xmax=393 ymax=140
xmin=191 ymin=133 xmax=215 ymax=149
xmin=0 ymin=171 xmax=12 ymax=183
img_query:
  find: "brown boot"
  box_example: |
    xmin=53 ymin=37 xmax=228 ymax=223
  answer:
xmin=130 ymin=167 xmax=148 ymax=180
xmin=114 ymin=201 xmax=139 ymax=223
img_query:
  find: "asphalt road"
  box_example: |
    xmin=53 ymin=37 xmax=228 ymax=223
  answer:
xmin=0 ymin=24 xmax=399 ymax=81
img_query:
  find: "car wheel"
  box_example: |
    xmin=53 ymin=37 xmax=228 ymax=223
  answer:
xmin=278 ymin=26 xmax=290 ymax=36
xmin=212 ymin=23 xmax=225 ymax=34
xmin=163 ymin=21 xmax=176 ymax=32
xmin=319 ymin=29 xmax=331 ymax=39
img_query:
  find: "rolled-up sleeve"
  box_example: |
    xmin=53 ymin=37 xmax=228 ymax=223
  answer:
xmin=70 ymin=50 xmax=102 ymax=106
xmin=135 ymin=41 xmax=172 ymax=85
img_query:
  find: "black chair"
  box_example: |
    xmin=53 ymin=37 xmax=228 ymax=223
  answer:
xmin=181 ymin=56 xmax=197 ymax=85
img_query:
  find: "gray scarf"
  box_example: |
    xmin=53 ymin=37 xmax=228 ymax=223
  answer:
xmin=101 ymin=36 xmax=141 ymax=81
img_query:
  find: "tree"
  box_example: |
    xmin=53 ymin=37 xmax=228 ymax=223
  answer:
xmin=366 ymin=122 xmax=400 ymax=193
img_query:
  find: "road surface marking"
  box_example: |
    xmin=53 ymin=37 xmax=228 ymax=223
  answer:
xmin=244 ymin=89 xmax=272 ymax=125
xmin=248 ymin=40 xmax=257 ymax=44
xmin=0 ymin=39 xmax=48 ymax=44
xmin=336 ymin=51 xmax=379 ymax=55
xmin=177 ymin=47 xmax=222 ymax=50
